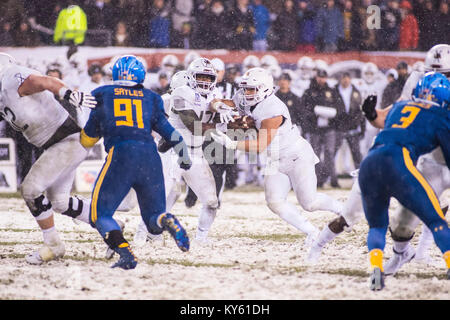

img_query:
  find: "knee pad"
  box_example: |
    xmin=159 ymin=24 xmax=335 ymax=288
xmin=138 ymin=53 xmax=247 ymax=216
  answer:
xmin=60 ymin=196 xmax=84 ymax=218
xmin=389 ymin=227 xmax=415 ymax=242
xmin=24 ymin=194 xmax=53 ymax=220
xmin=329 ymin=216 xmax=350 ymax=234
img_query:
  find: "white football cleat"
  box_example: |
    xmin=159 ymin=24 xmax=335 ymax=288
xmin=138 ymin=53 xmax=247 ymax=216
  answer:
xmin=384 ymin=246 xmax=416 ymax=275
xmin=194 ymin=229 xmax=210 ymax=246
xmin=303 ymin=228 xmax=320 ymax=249
xmin=133 ymin=220 xmax=149 ymax=248
xmin=26 ymin=242 xmax=66 ymax=265
xmin=306 ymin=243 xmax=323 ymax=265
xmin=105 ymin=219 xmax=125 ymax=259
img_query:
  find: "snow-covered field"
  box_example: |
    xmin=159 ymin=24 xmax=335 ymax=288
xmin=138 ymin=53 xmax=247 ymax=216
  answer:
xmin=0 ymin=186 xmax=449 ymax=300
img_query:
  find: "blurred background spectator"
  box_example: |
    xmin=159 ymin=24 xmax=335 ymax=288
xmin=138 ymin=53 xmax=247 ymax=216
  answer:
xmin=250 ymin=0 xmax=270 ymax=52
xmin=272 ymin=0 xmax=299 ymax=51
xmin=315 ymin=0 xmax=344 ymax=53
xmin=53 ymin=4 xmax=87 ymax=45
xmin=398 ymin=0 xmax=419 ymax=50
xmin=333 ymin=72 xmax=364 ymax=170
xmin=0 ymin=21 xmax=15 ymax=46
xmin=225 ymin=0 xmax=255 ymax=50
xmin=0 ymin=0 xmax=446 ymax=51
xmin=148 ymin=0 xmax=171 ymax=48
xmin=113 ymin=21 xmax=132 ymax=47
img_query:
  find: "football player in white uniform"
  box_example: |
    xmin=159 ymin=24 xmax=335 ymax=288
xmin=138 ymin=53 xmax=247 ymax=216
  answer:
xmin=211 ymin=68 xmax=344 ymax=245
xmin=0 ymin=52 xmax=96 ymax=264
xmin=164 ymin=58 xmax=235 ymax=244
xmin=307 ymin=45 xmax=450 ymax=269
xmin=353 ymin=62 xmax=388 ymax=157
xmin=292 ymin=56 xmax=315 ymax=98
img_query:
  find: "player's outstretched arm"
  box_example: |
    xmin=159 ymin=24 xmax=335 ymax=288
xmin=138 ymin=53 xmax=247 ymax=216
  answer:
xmin=17 ymin=74 xmax=97 ymax=109
xmin=17 ymin=74 xmax=66 ymax=97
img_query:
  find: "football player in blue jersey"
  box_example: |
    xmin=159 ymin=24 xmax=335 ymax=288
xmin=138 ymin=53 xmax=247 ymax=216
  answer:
xmin=358 ymin=72 xmax=450 ymax=290
xmin=80 ymin=55 xmax=192 ymax=270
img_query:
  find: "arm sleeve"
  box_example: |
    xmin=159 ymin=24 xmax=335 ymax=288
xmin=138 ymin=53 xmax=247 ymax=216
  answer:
xmin=81 ymin=107 xmax=101 ymax=148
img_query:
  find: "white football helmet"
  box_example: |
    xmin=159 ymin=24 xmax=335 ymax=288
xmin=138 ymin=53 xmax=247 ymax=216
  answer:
xmin=242 ymin=55 xmax=261 ymax=73
xmin=161 ymin=54 xmax=179 ymax=75
xmin=239 ymin=67 xmax=274 ymax=107
xmin=187 ymin=58 xmax=217 ymax=95
xmin=268 ymin=64 xmax=282 ymax=80
xmin=184 ymin=51 xmax=201 ymax=69
xmin=386 ymin=68 xmax=398 ymax=80
xmin=297 ymin=56 xmax=315 ymax=80
xmin=412 ymin=61 xmax=425 ymax=73
xmin=361 ymin=62 xmax=379 ymax=84
xmin=314 ymin=59 xmax=329 ymax=76
xmin=169 ymin=70 xmax=189 ymax=92
xmin=211 ymin=58 xmax=225 ymax=72
xmin=260 ymin=55 xmax=278 ymax=69
xmin=0 ymin=52 xmax=16 ymax=79
xmin=424 ymin=44 xmax=450 ymax=74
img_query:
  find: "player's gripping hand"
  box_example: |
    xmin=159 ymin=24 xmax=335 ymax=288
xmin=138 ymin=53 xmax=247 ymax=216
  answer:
xmin=60 ymin=87 xmax=97 ymax=109
xmin=178 ymin=156 xmax=192 ymax=171
xmin=210 ymin=130 xmax=238 ymax=150
xmin=361 ymin=95 xmax=377 ymax=121
xmin=210 ymin=100 xmax=239 ymax=124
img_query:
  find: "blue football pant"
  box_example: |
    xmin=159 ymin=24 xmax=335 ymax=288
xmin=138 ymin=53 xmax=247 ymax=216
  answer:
xmin=90 ymin=142 xmax=166 ymax=239
xmin=359 ymin=145 xmax=450 ymax=254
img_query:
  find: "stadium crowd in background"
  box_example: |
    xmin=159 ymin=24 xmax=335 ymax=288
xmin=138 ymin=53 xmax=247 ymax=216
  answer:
xmin=0 ymin=0 xmax=449 ymax=52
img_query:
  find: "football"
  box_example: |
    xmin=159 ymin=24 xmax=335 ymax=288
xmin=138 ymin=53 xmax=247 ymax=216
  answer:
xmin=228 ymin=115 xmax=256 ymax=130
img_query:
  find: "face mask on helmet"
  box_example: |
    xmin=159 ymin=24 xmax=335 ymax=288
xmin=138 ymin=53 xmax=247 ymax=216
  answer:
xmin=239 ymin=69 xmax=274 ymax=107
xmin=187 ymin=58 xmax=218 ymax=95
xmin=189 ymin=72 xmax=216 ymax=95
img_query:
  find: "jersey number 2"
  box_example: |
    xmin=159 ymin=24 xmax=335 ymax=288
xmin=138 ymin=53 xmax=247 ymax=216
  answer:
xmin=114 ymin=99 xmax=144 ymax=129
xmin=392 ymin=105 xmax=420 ymax=129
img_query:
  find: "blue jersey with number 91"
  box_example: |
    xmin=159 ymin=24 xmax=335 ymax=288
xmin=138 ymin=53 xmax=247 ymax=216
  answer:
xmin=372 ymin=100 xmax=450 ymax=166
xmin=82 ymin=85 xmax=176 ymax=152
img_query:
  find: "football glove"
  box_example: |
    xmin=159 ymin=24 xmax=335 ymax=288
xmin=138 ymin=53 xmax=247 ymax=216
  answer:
xmin=178 ymin=157 xmax=192 ymax=171
xmin=60 ymin=88 xmax=97 ymax=109
xmin=210 ymin=130 xmax=238 ymax=150
xmin=361 ymin=95 xmax=377 ymax=121
xmin=157 ymin=138 xmax=172 ymax=153
xmin=213 ymin=101 xmax=239 ymax=124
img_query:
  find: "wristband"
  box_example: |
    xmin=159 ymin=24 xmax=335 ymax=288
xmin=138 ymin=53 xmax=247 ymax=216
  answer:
xmin=58 ymin=87 xmax=71 ymax=100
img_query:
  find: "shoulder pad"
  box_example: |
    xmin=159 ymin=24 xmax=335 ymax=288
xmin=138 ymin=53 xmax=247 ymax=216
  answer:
xmin=3 ymin=65 xmax=37 ymax=91
xmin=172 ymin=85 xmax=196 ymax=101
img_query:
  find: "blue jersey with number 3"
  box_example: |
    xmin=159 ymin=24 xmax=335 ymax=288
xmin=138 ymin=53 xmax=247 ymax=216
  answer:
xmin=372 ymin=100 xmax=450 ymax=166
xmin=83 ymin=85 xmax=175 ymax=152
